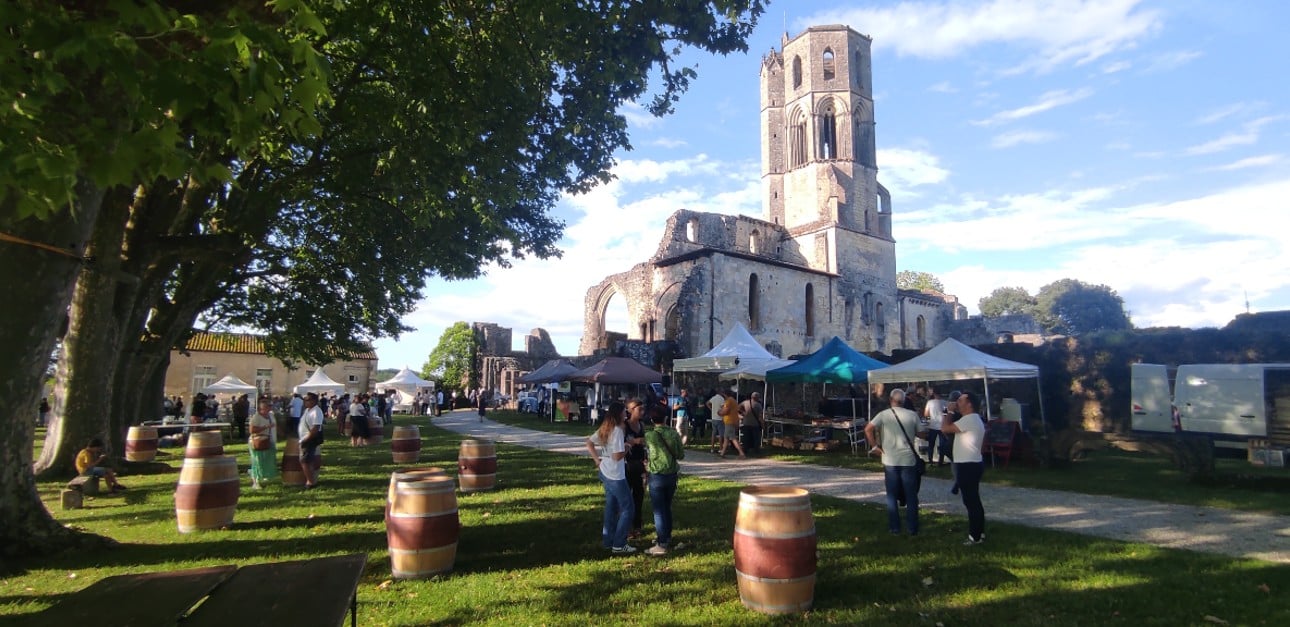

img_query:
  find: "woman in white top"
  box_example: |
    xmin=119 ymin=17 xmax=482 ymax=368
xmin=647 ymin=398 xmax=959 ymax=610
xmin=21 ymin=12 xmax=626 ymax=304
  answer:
xmin=923 ymin=391 xmax=949 ymax=465
xmin=942 ymin=391 xmax=986 ymax=545
xmin=585 ymin=401 xmax=636 ymax=554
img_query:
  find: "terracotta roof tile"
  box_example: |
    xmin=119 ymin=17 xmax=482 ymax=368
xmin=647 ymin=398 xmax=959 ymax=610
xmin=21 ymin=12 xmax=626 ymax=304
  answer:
xmin=184 ymin=332 xmax=378 ymax=360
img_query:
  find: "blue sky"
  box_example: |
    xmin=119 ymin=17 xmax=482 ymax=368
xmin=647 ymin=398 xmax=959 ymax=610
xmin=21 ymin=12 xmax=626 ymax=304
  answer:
xmin=374 ymin=0 xmax=1290 ymax=371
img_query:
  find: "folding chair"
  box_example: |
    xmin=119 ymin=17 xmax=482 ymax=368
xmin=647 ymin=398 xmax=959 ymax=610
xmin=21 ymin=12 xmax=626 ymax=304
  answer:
xmin=842 ymin=418 xmax=867 ymax=455
xmin=982 ymin=420 xmax=1018 ymax=468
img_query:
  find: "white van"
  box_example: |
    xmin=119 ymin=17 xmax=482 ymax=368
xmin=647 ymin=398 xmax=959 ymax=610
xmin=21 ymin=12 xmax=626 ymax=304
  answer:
xmin=1131 ymin=363 xmax=1290 ymax=454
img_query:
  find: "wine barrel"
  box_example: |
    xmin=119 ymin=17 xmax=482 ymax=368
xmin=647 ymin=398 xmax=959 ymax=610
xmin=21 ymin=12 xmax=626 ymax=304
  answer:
xmin=733 ymin=486 xmax=816 ymax=614
xmin=281 ymin=438 xmax=305 ymax=486
xmin=385 ymin=467 xmax=448 ymax=519
xmin=368 ymin=416 xmax=385 ymax=446
xmin=185 ymin=430 xmax=224 ymax=459
xmin=391 ymin=425 xmax=422 ymax=463
xmin=387 ymin=475 xmax=459 ymax=578
xmin=457 ymin=439 xmax=497 ymax=492
xmin=174 ymin=455 xmax=240 ymax=533
xmin=125 ymin=426 xmax=159 ymax=462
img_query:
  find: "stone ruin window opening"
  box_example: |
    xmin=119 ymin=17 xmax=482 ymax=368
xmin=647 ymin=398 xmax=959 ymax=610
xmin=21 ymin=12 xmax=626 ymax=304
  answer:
xmin=822 ymin=49 xmax=835 ymax=80
xmin=875 ymin=301 xmax=885 ymax=332
xmin=818 ymin=100 xmax=837 ymax=160
xmin=916 ymin=315 xmax=926 ymax=348
xmin=748 ymin=273 xmax=761 ymax=329
xmin=749 ymin=229 xmax=760 ymax=254
xmin=804 ymin=283 xmax=815 ymax=337
xmin=789 ymin=109 xmax=807 ymax=168
xmin=686 ymin=218 xmax=699 ymax=242
xmin=792 ymin=55 xmax=802 ymax=88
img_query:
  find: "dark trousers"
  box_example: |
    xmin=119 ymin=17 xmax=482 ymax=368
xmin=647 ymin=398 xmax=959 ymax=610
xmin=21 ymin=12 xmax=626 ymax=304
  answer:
xmin=954 ymin=461 xmax=986 ymax=541
xmin=926 ymin=430 xmax=948 ymax=462
xmin=626 ymin=460 xmax=646 ymax=531
xmin=740 ymin=425 xmax=762 ymax=451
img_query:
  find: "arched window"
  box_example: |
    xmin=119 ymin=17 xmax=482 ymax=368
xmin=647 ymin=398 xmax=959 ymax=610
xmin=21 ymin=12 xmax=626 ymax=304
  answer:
xmin=875 ymin=301 xmax=885 ymax=332
xmin=748 ymin=273 xmax=761 ymax=329
xmin=749 ymin=229 xmax=760 ymax=254
xmin=818 ymin=100 xmax=837 ymax=160
xmin=804 ymin=283 xmax=815 ymax=336
xmin=686 ymin=218 xmax=699 ymax=242
xmin=916 ymin=315 xmax=927 ymax=348
xmin=822 ymin=49 xmax=835 ymax=80
xmin=789 ymin=109 xmax=807 ymax=168
xmin=792 ymin=56 xmax=802 ymax=88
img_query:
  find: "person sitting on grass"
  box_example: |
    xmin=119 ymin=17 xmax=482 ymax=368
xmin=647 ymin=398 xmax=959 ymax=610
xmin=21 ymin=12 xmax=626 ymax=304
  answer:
xmin=74 ymin=438 xmax=126 ymax=493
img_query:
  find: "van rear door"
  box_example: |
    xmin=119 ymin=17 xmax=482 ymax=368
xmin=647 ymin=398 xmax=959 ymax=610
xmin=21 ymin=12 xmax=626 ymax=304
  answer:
xmin=1131 ymin=363 xmax=1173 ymax=433
xmin=1174 ymin=365 xmax=1265 ymax=437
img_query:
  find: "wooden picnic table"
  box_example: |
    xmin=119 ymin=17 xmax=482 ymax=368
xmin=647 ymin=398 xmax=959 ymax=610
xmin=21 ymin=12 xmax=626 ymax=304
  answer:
xmin=21 ymin=554 xmax=367 ymax=627
xmin=143 ymin=420 xmax=234 ymax=440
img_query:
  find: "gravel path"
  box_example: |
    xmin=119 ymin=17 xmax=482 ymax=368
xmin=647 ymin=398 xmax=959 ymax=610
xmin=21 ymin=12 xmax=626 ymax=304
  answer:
xmin=431 ymin=410 xmax=1290 ymax=564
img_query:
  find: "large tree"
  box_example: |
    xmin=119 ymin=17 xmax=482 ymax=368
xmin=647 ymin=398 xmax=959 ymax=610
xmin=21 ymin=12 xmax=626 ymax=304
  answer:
xmin=1035 ymin=279 xmax=1133 ymax=335
xmin=1 ymin=1 xmax=329 ymax=556
xmin=896 ymin=270 xmax=945 ymax=292
xmin=979 ymin=286 xmax=1039 ymax=317
xmin=6 ymin=0 xmax=768 ymax=556
xmin=422 ymin=323 xmax=478 ymax=393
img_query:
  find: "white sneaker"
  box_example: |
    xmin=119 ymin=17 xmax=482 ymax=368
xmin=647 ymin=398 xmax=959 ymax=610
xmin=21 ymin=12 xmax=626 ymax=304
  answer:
xmin=610 ymin=545 xmax=637 ymax=554
xmin=645 ymin=544 xmax=668 ymax=556
xmin=251 ymin=482 xmax=262 ymax=490
xmin=963 ymin=536 xmax=984 ymax=546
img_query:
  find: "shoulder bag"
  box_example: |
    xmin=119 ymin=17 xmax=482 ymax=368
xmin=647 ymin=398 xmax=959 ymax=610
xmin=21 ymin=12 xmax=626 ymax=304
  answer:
xmin=890 ymin=409 xmax=926 ymax=476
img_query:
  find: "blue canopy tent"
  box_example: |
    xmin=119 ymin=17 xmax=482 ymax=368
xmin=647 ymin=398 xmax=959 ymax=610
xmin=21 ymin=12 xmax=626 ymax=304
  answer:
xmin=765 ymin=336 xmax=888 ymax=423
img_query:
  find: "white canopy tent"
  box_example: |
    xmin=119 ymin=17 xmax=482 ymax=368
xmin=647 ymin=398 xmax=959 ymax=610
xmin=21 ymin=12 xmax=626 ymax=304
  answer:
xmin=294 ymin=369 xmax=345 ymax=394
xmin=867 ymin=338 xmax=1045 ymax=431
xmin=673 ymin=322 xmax=780 ymax=373
xmin=202 ymin=374 xmax=257 ymax=395
xmin=719 ymin=358 xmax=795 ymax=415
xmin=376 ymin=367 xmax=436 ymax=412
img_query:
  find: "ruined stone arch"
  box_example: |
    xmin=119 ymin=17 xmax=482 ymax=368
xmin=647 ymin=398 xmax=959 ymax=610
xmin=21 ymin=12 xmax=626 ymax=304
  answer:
xmin=788 ymin=106 xmax=808 ymax=169
xmin=654 ymin=280 xmax=684 ymax=342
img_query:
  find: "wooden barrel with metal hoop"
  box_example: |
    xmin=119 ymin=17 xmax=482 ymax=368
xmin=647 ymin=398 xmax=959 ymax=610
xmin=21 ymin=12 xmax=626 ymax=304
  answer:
xmin=385 ymin=466 xmax=448 ymax=519
xmin=174 ymin=455 xmax=240 ymax=533
xmin=391 ymin=425 xmax=422 ymax=463
xmin=125 ymin=426 xmax=158 ymax=462
xmin=457 ymin=439 xmax=497 ymax=492
xmin=387 ymin=474 xmax=460 ymax=578
xmin=185 ymin=430 xmax=224 ymax=459
xmin=280 ymin=438 xmax=305 ymax=486
xmin=733 ymin=486 xmax=817 ymax=614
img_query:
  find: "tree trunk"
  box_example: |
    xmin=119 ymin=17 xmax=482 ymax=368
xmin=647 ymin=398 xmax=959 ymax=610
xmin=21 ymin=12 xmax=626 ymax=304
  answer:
xmin=0 ymin=180 xmax=113 ymax=559
xmin=35 ymin=191 xmax=134 ymax=478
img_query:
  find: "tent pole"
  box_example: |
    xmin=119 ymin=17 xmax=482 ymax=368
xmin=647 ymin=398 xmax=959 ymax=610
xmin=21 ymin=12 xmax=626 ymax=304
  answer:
xmin=1035 ymin=376 xmax=1047 ymax=435
xmin=983 ymin=378 xmax=993 ymax=421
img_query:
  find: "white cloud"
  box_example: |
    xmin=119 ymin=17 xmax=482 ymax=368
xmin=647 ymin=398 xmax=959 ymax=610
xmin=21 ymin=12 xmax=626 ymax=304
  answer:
xmin=620 ymin=101 xmax=662 ymax=129
xmin=805 ymin=0 xmax=1161 ymax=74
xmin=974 ymin=88 xmax=1094 ymax=126
xmin=1184 ymin=115 xmax=1287 ymax=156
xmin=1101 ymin=60 xmax=1131 ymax=74
xmin=1141 ymin=49 xmax=1203 ymax=73
xmin=927 ymin=81 xmax=958 ymax=93
xmin=649 ymin=137 xmax=689 ymax=149
xmin=1205 ymin=154 xmax=1283 ymax=172
xmin=991 ymin=129 xmax=1059 ymax=148
xmin=1195 ymin=101 xmax=1267 ymax=125
xmin=877 ymin=147 xmax=951 ymax=198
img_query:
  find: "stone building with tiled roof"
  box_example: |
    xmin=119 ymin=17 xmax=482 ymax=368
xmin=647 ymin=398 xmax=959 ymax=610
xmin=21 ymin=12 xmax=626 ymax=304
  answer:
xmin=163 ymin=332 xmax=378 ymax=399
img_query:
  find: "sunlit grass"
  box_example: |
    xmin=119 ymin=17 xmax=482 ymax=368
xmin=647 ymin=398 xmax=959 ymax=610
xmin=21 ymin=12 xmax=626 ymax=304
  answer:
xmin=3 ymin=414 xmax=1288 ymax=626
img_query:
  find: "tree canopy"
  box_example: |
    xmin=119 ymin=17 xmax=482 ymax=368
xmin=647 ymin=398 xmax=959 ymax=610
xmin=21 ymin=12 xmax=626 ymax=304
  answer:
xmin=422 ymin=323 xmax=477 ymax=392
xmin=977 ymin=280 xmax=1131 ymax=334
xmin=979 ymin=286 xmax=1038 ymax=317
xmin=1036 ymin=279 xmax=1132 ymax=335
xmin=896 ymin=270 xmax=945 ymax=293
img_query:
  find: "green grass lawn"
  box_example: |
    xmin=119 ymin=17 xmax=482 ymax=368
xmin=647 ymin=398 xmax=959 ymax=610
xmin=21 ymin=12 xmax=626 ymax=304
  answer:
xmin=491 ymin=410 xmax=1290 ymax=516
xmin=3 ymin=415 xmax=1288 ymax=626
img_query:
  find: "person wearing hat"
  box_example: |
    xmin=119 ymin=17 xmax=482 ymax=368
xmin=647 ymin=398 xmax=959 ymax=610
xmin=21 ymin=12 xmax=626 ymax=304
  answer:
xmin=738 ymin=392 xmax=765 ymax=453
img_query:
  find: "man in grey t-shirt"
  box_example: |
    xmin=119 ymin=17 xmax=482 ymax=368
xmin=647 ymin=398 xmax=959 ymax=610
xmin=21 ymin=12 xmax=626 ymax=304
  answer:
xmin=865 ymin=389 xmax=926 ymax=535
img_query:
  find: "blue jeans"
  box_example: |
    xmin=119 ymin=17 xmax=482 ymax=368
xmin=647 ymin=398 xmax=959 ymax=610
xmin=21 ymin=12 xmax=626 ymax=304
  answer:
xmin=883 ymin=464 xmax=921 ymax=534
xmin=600 ymin=472 xmax=634 ymax=549
xmin=954 ymin=461 xmax=986 ymax=541
xmin=648 ymin=472 xmax=678 ymax=547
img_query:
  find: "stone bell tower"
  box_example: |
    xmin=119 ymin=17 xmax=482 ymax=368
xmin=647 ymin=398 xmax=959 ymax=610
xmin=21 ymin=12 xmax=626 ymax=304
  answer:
xmin=760 ymin=25 xmax=894 ymax=277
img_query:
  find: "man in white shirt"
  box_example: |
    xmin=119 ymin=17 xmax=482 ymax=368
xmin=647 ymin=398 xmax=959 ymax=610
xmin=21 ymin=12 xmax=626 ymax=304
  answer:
xmin=865 ymin=389 xmax=926 ymax=535
xmin=942 ymin=391 xmax=986 ymax=545
xmin=298 ymin=392 xmax=325 ymax=489
xmin=289 ymin=393 xmax=304 ymax=433
xmin=707 ymin=389 xmax=726 ymax=452
xmin=923 ymin=390 xmax=949 ymax=465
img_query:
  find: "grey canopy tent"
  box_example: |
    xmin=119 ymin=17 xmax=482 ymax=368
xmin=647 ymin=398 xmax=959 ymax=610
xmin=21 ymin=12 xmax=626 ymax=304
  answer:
xmin=517 ymin=359 xmax=579 ymax=384
xmin=866 ymin=338 xmax=1045 ymax=432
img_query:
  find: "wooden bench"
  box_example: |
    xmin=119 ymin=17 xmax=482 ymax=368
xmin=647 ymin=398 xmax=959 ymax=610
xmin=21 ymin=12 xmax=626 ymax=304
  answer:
xmin=23 ymin=554 xmax=367 ymax=627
